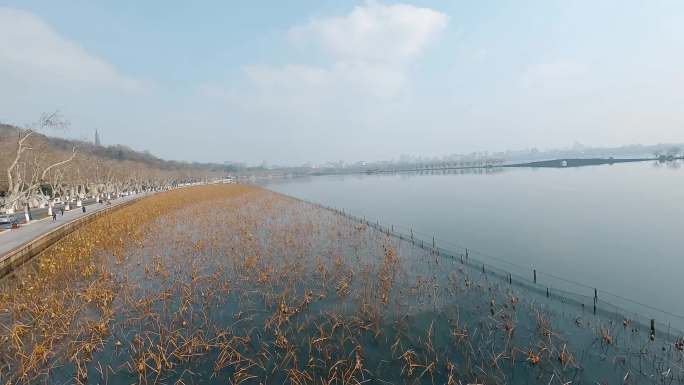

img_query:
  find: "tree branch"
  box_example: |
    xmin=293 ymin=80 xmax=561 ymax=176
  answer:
xmin=41 ymin=146 xmax=77 ymax=181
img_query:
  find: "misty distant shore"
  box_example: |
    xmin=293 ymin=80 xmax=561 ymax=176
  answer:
xmin=310 ymin=156 xmax=682 ymax=176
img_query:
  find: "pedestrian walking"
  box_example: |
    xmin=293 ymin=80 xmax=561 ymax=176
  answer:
xmin=60 ymin=207 xmax=64 ymax=216
xmin=82 ymin=206 xmax=86 ymax=213
xmin=52 ymin=212 xmax=57 ymax=221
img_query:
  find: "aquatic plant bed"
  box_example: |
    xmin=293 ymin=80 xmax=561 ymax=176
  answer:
xmin=0 ymin=185 xmax=681 ymax=384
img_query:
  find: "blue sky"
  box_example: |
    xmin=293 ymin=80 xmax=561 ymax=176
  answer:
xmin=1 ymin=1 xmax=683 ymax=164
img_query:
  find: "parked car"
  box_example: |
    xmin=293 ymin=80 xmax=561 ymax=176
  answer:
xmin=0 ymin=214 xmax=17 ymax=229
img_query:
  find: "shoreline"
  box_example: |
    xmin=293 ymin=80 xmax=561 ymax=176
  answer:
xmin=0 ymin=192 xmax=154 ymax=278
xmin=0 ymin=184 xmax=218 ymax=278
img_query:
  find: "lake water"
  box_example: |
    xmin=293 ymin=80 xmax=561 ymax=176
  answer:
xmin=263 ymin=161 xmax=684 ymax=328
xmin=4 ymin=183 xmax=682 ymax=384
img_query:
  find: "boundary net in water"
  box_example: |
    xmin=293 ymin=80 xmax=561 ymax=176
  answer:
xmin=296 ymin=198 xmax=684 ymax=338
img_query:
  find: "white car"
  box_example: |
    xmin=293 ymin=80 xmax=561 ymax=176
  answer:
xmin=0 ymin=214 xmax=16 ymax=225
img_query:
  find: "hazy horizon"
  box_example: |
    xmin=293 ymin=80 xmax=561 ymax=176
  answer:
xmin=2 ymin=1 xmax=683 ymax=164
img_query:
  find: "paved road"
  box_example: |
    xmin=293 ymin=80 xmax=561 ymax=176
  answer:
xmin=0 ymin=193 xmax=150 ymax=257
xmin=6 ymin=198 xmax=98 ymax=223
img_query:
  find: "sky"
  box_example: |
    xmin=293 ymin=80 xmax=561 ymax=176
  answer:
xmin=1 ymin=1 xmax=683 ymax=165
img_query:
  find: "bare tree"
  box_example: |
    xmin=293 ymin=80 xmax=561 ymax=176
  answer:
xmin=4 ymin=129 xmax=33 ymax=214
xmin=2 ymin=112 xmax=76 ymax=221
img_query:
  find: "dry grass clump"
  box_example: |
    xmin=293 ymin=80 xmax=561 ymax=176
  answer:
xmin=0 ymin=184 xmax=681 ymax=385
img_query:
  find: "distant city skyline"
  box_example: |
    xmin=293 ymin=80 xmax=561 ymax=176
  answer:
xmin=228 ymin=141 xmax=684 ymax=169
xmin=1 ymin=1 xmax=683 ymax=164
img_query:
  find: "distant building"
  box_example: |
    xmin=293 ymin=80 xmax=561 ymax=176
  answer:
xmin=94 ymin=129 xmax=101 ymax=146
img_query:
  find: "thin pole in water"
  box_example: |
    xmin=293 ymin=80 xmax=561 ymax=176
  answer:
xmin=533 ymin=269 xmax=537 ymax=284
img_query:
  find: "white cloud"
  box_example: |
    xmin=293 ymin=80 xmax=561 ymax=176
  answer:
xmin=189 ymin=2 xmax=451 ymax=164
xmin=0 ymin=7 xmax=139 ymax=91
xmin=289 ymin=1 xmax=448 ymax=64
xmin=246 ymin=2 xmax=448 ymax=99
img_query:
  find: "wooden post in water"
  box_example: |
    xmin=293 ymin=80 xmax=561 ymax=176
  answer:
xmin=650 ymin=319 xmax=656 ymax=340
xmin=593 ymin=289 xmax=597 ymax=314
xmin=465 ymin=248 xmax=469 ymax=262
xmin=533 ymin=269 xmax=537 ymax=283
xmin=432 ymin=236 xmax=435 ymax=249
xmin=508 ymin=273 xmax=512 ymax=285
xmin=546 ymin=287 xmax=549 ymax=298
xmin=482 ymin=264 xmax=485 ymax=273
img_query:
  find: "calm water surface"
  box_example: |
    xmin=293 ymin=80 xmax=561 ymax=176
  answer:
xmin=264 ymin=162 xmax=684 ymax=325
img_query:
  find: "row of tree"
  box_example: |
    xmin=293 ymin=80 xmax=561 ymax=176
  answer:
xmin=1 ymin=113 xmax=227 ymax=221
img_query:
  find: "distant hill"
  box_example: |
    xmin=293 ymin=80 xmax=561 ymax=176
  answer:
xmin=0 ymin=123 xmax=233 ymax=170
xmin=0 ymin=123 xmax=231 ymax=193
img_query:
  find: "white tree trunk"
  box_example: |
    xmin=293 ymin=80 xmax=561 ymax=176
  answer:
xmin=76 ymin=199 xmax=82 ymax=207
xmin=48 ymin=200 xmax=54 ymax=216
xmin=24 ymin=204 xmax=30 ymax=223
xmin=65 ymin=201 xmax=71 ymax=211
